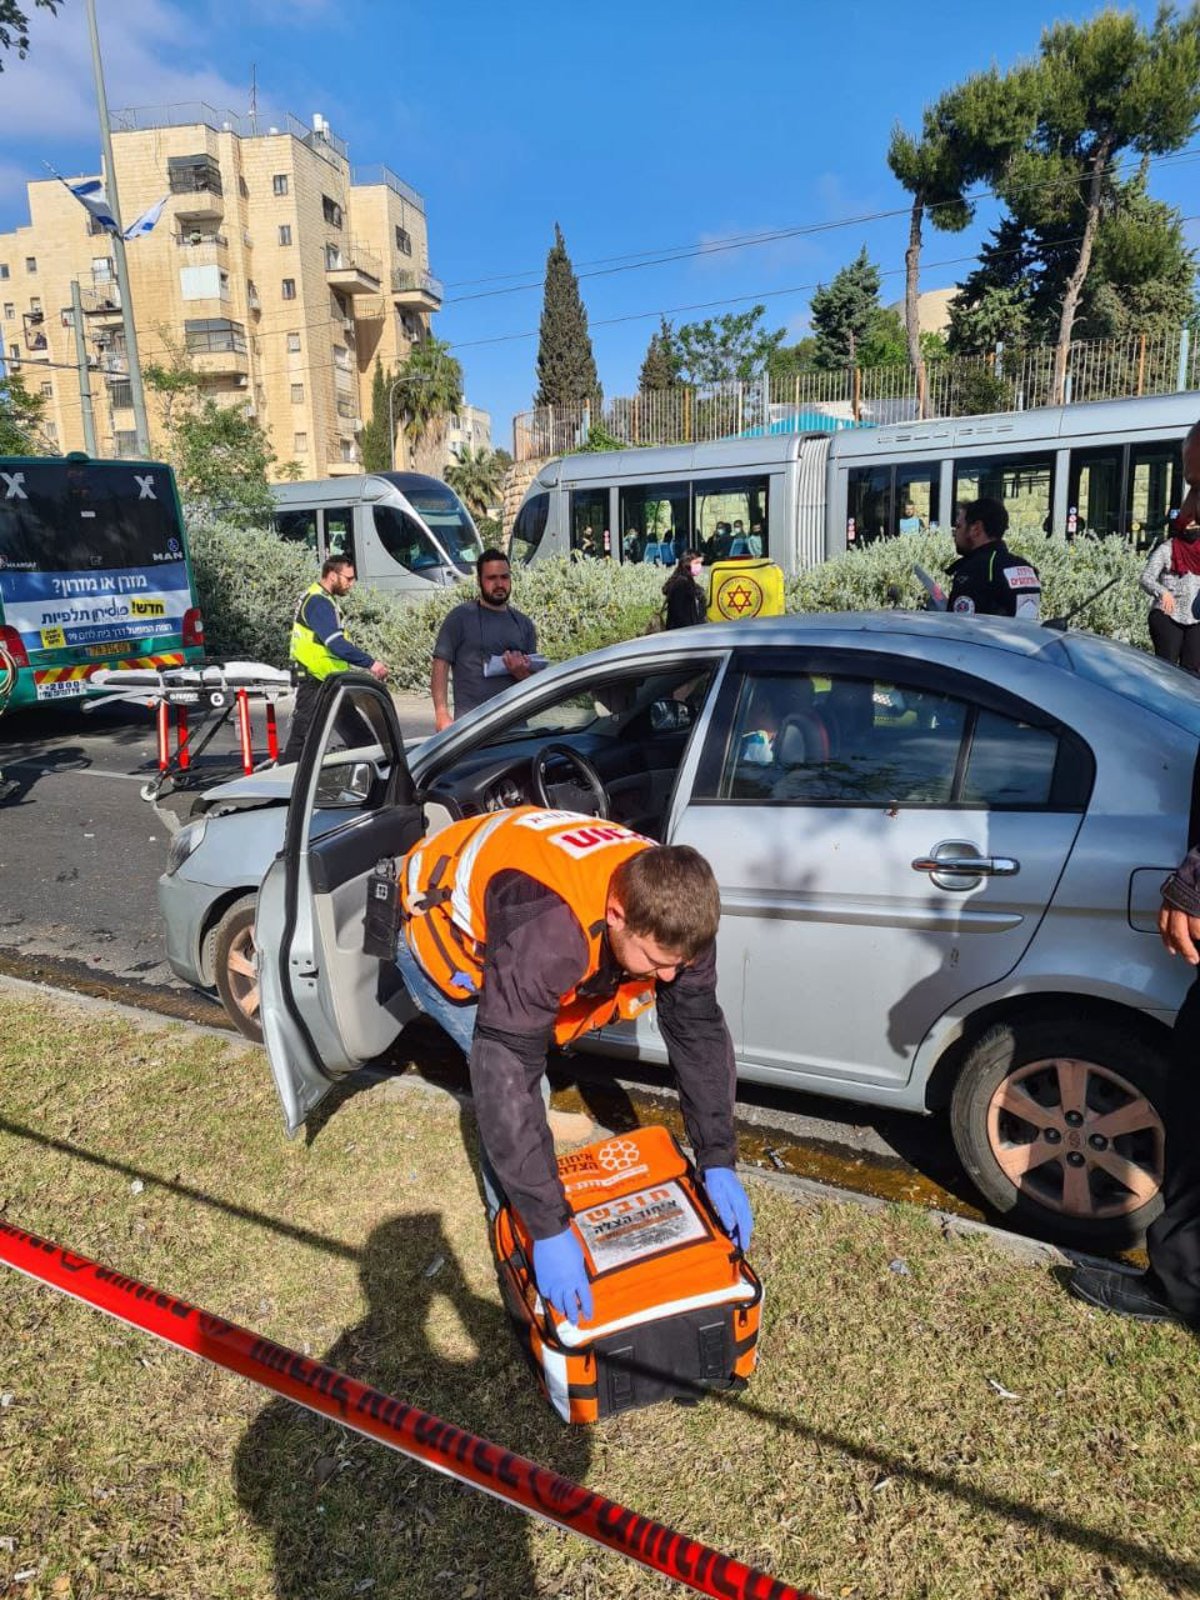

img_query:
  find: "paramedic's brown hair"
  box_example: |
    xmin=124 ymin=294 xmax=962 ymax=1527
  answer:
xmin=608 ymin=846 xmax=721 ymax=960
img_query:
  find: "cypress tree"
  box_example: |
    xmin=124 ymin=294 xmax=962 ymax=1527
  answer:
xmin=534 ymin=223 xmax=600 ymax=409
xmin=638 ymin=317 xmax=683 ymax=391
xmin=359 ymin=357 xmax=394 ymax=473
xmin=809 ymin=248 xmax=883 ymax=369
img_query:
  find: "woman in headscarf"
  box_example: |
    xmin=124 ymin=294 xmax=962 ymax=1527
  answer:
xmin=1141 ymin=509 xmax=1200 ymax=673
xmin=662 ymin=549 xmax=708 ymax=630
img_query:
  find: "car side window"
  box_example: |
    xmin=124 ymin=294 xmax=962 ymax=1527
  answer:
xmin=700 ymin=668 xmax=1075 ymax=810
xmin=960 ymin=710 xmax=1060 ymax=807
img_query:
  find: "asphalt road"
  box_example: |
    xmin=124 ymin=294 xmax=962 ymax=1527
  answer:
xmin=0 ymin=688 xmax=986 ymax=1228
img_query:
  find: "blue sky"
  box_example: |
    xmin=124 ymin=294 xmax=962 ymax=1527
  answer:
xmin=2 ymin=0 xmax=1196 ymax=449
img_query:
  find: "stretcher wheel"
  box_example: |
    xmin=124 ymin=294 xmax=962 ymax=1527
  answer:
xmin=139 ymin=781 xmax=160 ymax=802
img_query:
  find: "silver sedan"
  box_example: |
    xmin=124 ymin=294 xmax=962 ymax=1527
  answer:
xmin=160 ymin=613 xmax=1199 ymax=1252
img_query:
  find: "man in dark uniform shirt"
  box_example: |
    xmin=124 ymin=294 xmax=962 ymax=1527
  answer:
xmin=947 ymin=498 xmax=1042 ymax=619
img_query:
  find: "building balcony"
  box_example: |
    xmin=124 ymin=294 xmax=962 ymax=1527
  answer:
xmin=79 ymin=285 xmax=123 ymax=321
xmin=325 ymin=240 xmax=382 ymax=296
xmin=172 ymin=189 xmax=225 ymax=223
xmin=175 ymin=231 xmax=229 ymax=264
xmin=190 ymin=346 xmax=250 ymax=378
xmin=391 ymin=267 xmax=443 ymax=312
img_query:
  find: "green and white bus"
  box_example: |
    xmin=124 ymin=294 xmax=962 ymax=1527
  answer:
xmin=0 ymin=454 xmax=205 ymax=709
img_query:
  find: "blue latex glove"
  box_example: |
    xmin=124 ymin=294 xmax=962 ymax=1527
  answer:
xmin=703 ymin=1167 xmax=754 ymax=1250
xmin=532 ymin=1227 xmax=594 ymax=1323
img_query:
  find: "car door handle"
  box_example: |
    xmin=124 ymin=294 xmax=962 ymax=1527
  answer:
xmin=911 ymin=854 xmax=1019 ymax=876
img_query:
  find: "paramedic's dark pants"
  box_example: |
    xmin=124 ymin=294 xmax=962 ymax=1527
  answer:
xmin=1147 ymin=974 xmax=1200 ymax=1324
xmin=393 ymin=938 xmax=549 ymax=1220
xmin=281 ymin=671 xmax=375 ymax=764
xmin=1148 ymin=609 xmax=1200 ymax=674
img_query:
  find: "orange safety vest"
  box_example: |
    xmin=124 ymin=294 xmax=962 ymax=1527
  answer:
xmin=400 ymin=806 xmax=659 ymax=1045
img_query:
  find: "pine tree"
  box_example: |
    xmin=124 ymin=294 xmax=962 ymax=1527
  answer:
xmin=638 ymin=317 xmax=683 ymax=391
xmin=534 ymin=223 xmax=600 ymax=409
xmin=359 ymin=357 xmax=394 ymax=473
xmin=809 ymin=249 xmax=883 ymax=369
xmin=1000 ymin=6 xmax=1200 ymax=403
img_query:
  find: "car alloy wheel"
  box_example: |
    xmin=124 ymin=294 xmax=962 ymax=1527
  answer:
xmin=209 ymin=897 xmax=263 ymax=1045
xmin=950 ymin=1018 xmax=1168 ymax=1250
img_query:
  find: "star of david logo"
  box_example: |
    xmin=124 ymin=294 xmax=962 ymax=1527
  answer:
xmin=718 ymin=576 xmax=763 ymax=618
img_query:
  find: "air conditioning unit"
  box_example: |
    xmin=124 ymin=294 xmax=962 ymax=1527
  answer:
xmin=351 ymin=418 xmax=363 ymax=431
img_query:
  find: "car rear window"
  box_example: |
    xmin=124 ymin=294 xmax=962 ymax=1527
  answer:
xmin=1059 ymin=633 xmax=1200 ymax=738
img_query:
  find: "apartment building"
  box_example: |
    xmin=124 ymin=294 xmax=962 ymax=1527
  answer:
xmin=444 ymin=402 xmax=493 ymax=463
xmin=0 ymin=103 xmax=443 ymax=477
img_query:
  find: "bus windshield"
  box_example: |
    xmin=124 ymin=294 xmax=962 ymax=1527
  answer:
xmin=0 ymin=459 xmax=197 ymax=682
xmin=402 ymin=484 xmax=482 ymax=573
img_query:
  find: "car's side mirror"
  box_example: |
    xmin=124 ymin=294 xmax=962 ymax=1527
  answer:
xmin=314 ymin=759 xmax=374 ymax=808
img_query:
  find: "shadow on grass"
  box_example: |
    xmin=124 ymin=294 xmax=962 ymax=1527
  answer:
xmin=5 ymin=1111 xmax=1193 ymax=1585
xmin=233 ymin=1212 xmax=592 ymax=1598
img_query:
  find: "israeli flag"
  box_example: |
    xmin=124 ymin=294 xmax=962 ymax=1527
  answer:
xmin=62 ymin=176 xmax=119 ymax=233
xmin=123 ymin=195 xmax=167 ymax=240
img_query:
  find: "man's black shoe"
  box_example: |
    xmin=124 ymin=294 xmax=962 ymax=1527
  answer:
xmin=1067 ymin=1266 xmax=1178 ymax=1323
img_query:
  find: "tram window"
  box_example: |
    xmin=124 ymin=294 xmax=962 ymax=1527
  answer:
xmin=619 ymin=481 xmax=691 ymax=565
xmin=275 ymin=509 xmax=317 ymax=551
xmin=322 ymin=507 xmax=356 ymax=565
xmin=510 ymin=491 xmax=549 ymax=564
xmin=694 ymin=476 xmax=769 ymax=562
xmin=847 ymin=466 xmax=891 ymax=546
xmin=569 ymin=488 xmax=611 ymax=559
xmin=954 ymin=453 xmax=1054 ymax=539
xmin=1068 ymin=447 xmax=1122 ymax=540
xmin=373 ymin=504 xmax=443 ymax=573
xmin=1127 ymin=440 xmax=1181 ymax=551
xmin=896 ymin=462 xmax=940 ymax=533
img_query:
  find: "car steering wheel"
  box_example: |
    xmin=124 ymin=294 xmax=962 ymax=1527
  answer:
xmin=531 ymin=743 xmax=610 ymax=818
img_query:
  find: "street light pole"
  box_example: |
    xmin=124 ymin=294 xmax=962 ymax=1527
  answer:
xmin=84 ymin=0 xmax=151 ymax=457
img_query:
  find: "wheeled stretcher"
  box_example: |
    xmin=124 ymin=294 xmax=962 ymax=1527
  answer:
xmin=83 ymin=661 xmax=293 ymax=800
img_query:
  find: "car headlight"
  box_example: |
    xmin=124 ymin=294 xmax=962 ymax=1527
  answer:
xmin=165 ymin=817 xmax=208 ymax=877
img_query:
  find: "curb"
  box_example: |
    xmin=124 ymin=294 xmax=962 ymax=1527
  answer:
xmin=0 ymin=970 xmax=1134 ymax=1278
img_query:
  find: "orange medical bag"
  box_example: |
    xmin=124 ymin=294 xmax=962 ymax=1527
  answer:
xmin=492 ymin=1125 xmax=762 ymax=1423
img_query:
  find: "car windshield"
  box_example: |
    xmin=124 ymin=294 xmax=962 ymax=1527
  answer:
xmin=477 ymin=664 xmax=716 ymax=744
xmin=1059 ymin=632 xmax=1200 ymax=737
xmin=402 ymin=486 xmax=482 ymax=573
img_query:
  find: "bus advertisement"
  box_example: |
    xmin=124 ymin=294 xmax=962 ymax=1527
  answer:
xmin=0 ymin=455 xmax=205 ymax=708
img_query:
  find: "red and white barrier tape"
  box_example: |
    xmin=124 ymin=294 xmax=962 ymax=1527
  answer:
xmin=0 ymin=1219 xmax=809 ymax=1600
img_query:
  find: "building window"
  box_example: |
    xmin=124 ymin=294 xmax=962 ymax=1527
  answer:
xmin=322 ymin=195 xmax=343 ymax=228
xmin=183 ymin=317 xmax=248 ymax=355
xmin=272 ymin=173 xmax=289 ymax=196
xmin=25 ymin=257 xmax=36 ymax=274
xmin=291 ymin=383 xmax=304 ymax=403
xmin=40 ymin=381 xmax=53 ymax=397
xmin=340 ymin=439 xmax=355 ymax=463
xmin=324 ymin=243 xmax=343 ymax=271
xmin=86 ymin=214 xmax=107 ymax=237
xmin=3 ymin=304 xmax=12 ymax=320
xmin=0 ymin=264 xmax=8 ymax=280
xmin=114 ymin=430 xmax=139 ymax=455
xmin=8 ymin=343 xmax=19 ymax=359
xmin=395 ymin=226 xmax=412 ymax=255
xmin=29 ymin=297 xmax=41 ymax=314
xmin=167 ymin=154 xmax=223 ymax=196
xmin=281 ymin=278 xmax=296 ymax=300
xmin=286 ymin=331 xmax=301 ymax=353
xmin=109 ymin=379 xmax=133 ymax=409
xmin=43 ymin=421 xmax=58 ymax=444
xmin=278 ymin=224 xmax=292 ymax=245
xmin=293 ymin=432 xmax=307 ymax=453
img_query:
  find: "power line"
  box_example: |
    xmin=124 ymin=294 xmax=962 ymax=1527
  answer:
xmin=440 ymin=142 xmax=1200 ymax=303
xmin=442 ymin=216 xmax=1200 ymax=352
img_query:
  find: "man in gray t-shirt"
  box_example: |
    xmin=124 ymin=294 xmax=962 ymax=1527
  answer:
xmin=431 ymin=549 xmax=539 ymax=729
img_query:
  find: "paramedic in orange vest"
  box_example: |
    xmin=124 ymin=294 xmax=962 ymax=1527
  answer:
xmin=395 ymin=806 xmax=753 ymax=1323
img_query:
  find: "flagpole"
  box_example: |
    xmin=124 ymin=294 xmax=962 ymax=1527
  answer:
xmin=84 ymin=0 xmax=150 ymax=457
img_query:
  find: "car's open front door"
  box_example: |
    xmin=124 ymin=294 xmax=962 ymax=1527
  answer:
xmin=257 ymin=672 xmax=424 ymax=1135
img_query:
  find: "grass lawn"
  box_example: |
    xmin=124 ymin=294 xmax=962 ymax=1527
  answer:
xmin=0 ymin=989 xmax=1197 ymax=1600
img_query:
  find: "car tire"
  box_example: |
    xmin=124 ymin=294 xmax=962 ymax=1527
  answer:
xmin=949 ymin=1016 xmax=1169 ymax=1251
xmin=207 ymin=897 xmax=263 ymax=1045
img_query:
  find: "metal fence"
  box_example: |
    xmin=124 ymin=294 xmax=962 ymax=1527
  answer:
xmin=512 ymin=327 xmax=1199 ymax=462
